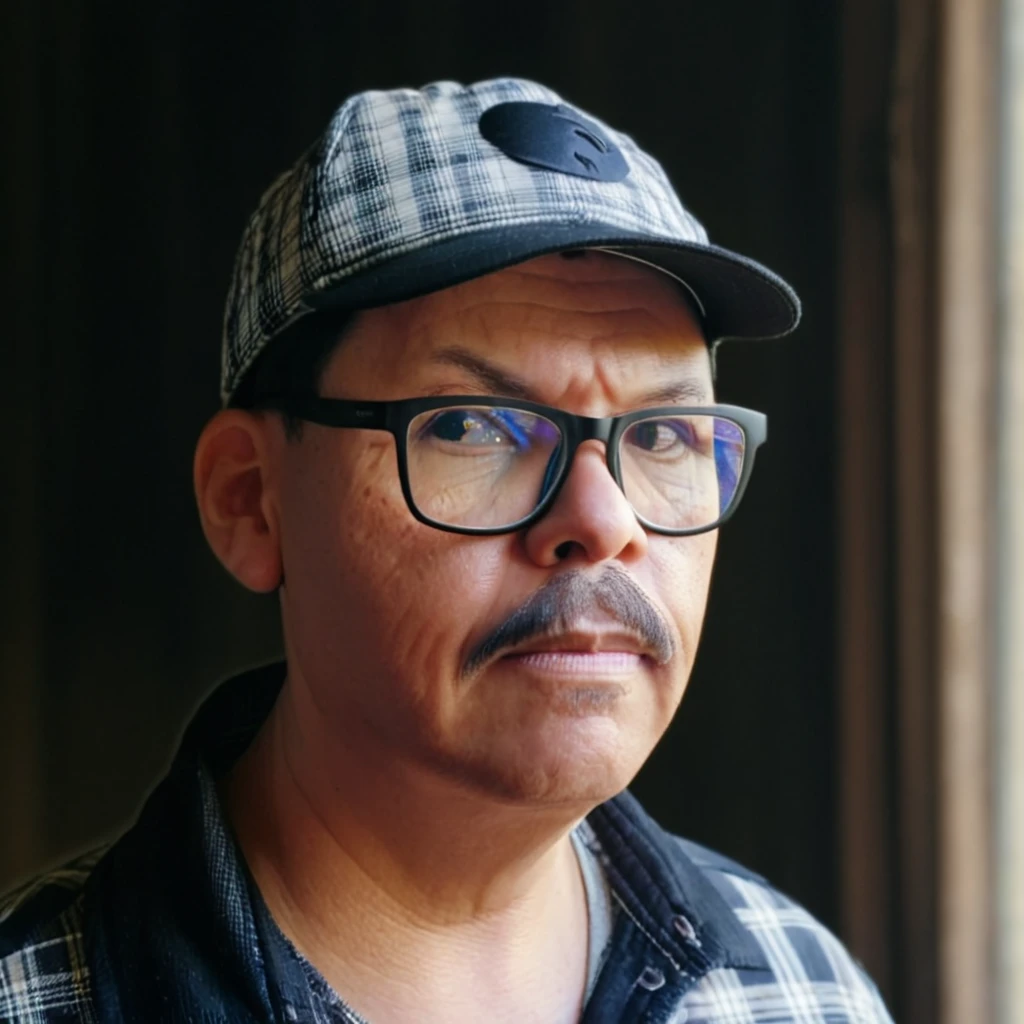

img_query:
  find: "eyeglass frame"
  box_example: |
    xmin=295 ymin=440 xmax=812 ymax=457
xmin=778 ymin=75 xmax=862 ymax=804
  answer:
xmin=255 ymin=393 xmax=768 ymax=537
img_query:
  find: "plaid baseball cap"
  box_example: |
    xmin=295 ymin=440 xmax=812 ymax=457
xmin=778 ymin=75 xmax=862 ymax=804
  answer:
xmin=221 ymin=77 xmax=801 ymax=404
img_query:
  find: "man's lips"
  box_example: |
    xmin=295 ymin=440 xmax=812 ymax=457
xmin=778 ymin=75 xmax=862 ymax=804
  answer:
xmin=496 ymin=625 xmax=658 ymax=676
xmin=502 ymin=629 xmax=653 ymax=658
xmin=502 ymin=649 xmax=645 ymax=677
xmin=503 ymin=630 xmax=647 ymax=655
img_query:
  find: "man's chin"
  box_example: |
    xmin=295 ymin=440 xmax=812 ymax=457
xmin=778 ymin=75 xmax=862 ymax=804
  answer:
xmin=436 ymin=719 xmax=646 ymax=808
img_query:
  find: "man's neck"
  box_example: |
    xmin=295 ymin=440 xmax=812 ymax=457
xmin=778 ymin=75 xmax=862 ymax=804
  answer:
xmin=219 ymin=677 xmax=593 ymax=1024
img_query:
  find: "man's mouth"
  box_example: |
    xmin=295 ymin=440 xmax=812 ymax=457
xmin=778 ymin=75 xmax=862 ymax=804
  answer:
xmin=502 ymin=649 xmax=645 ymax=676
xmin=460 ymin=568 xmax=677 ymax=678
xmin=498 ymin=622 xmax=656 ymax=676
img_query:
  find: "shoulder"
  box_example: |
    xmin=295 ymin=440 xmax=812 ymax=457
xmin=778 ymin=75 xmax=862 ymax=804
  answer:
xmin=670 ymin=836 xmax=894 ymax=1023
xmin=0 ymin=847 xmax=105 ymax=942
xmin=0 ymin=847 xmax=106 ymax=1022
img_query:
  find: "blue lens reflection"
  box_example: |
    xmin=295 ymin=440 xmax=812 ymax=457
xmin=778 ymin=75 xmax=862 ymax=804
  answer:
xmin=714 ymin=419 xmax=744 ymax=513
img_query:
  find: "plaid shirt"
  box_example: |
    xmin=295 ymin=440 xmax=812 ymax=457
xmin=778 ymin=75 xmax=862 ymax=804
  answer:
xmin=0 ymin=665 xmax=893 ymax=1023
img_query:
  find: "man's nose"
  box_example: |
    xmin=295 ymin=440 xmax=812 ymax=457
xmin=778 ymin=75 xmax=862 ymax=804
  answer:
xmin=522 ymin=440 xmax=649 ymax=566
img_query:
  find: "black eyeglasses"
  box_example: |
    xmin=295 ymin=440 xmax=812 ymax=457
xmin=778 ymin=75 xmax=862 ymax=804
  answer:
xmin=258 ymin=394 xmax=767 ymax=536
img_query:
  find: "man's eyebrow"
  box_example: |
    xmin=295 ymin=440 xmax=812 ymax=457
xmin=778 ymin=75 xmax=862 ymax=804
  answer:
xmin=636 ymin=379 xmax=714 ymax=405
xmin=428 ymin=346 xmax=713 ymax=406
xmin=428 ymin=348 xmax=534 ymax=398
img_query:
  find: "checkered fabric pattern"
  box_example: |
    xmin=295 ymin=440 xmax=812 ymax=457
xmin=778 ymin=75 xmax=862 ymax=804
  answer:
xmin=672 ymin=866 xmax=893 ymax=1023
xmin=0 ymin=829 xmax=892 ymax=1023
xmin=0 ymin=849 xmax=104 ymax=1023
xmin=221 ymin=77 xmax=747 ymax=404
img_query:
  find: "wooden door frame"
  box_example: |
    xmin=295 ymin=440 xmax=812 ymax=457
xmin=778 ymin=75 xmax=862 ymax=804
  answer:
xmin=837 ymin=0 xmax=1001 ymax=1020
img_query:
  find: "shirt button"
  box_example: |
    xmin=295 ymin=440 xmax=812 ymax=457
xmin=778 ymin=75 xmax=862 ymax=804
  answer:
xmin=672 ymin=914 xmax=702 ymax=947
xmin=638 ymin=965 xmax=666 ymax=991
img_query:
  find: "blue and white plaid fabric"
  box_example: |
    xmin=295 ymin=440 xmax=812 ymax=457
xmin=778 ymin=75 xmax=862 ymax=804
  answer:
xmin=0 ymin=850 xmax=100 ymax=1023
xmin=222 ymin=77 xmax=708 ymax=402
xmin=221 ymin=77 xmax=799 ymax=404
xmin=674 ymin=869 xmax=893 ymax=1022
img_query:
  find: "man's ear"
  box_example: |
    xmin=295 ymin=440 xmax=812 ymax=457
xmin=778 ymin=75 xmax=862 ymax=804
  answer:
xmin=193 ymin=409 xmax=283 ymax=593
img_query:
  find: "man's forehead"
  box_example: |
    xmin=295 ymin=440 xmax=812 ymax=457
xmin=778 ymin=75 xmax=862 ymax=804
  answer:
xmin=404 ymin=251 xmax=708 ymax=325
xmin=331 ymin=252 xmax=713 ymax=402
xmin=360 ymin=250 xmax=704 ymax=352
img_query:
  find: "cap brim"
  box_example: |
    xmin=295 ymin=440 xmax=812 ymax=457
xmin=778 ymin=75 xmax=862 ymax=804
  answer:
xmin=306 ymin=222 xmax=801 ymax=342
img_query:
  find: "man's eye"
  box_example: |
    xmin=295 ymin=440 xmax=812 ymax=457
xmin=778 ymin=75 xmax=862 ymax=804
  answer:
xmin=426 ymin=410 xmax=474 ymax=442
xmin=628 ymin=420 xmax=691 ymax=452
xmin=423 ymin=410 xmax=512 ymax=446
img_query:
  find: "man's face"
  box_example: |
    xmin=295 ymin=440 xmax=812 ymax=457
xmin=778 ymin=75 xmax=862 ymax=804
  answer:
xmin=274 ymin=253 xmax=717 ymax=807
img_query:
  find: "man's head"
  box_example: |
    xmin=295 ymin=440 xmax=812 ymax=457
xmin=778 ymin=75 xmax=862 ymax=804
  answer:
xmin=194 ymin=78 xmax=799 ymax=813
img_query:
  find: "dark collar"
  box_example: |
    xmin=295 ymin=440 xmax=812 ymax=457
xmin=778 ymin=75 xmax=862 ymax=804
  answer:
xmin=82 ymin=662 xmax=767 ymax=1023
xmin=588 ymin=793 xmax=769 ymax=975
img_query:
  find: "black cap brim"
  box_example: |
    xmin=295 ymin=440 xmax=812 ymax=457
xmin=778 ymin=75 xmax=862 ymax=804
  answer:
xmin=306 ymin=222 xmax=801 ymax=342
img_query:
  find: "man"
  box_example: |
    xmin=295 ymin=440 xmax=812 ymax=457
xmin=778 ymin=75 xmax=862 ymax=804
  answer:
xmin=0 ymin=78 xmax=892 ymax=1023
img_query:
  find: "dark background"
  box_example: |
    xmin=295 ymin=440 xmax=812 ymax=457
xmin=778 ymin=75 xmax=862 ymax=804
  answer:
xmin=3 ymin=0 xmax=883 ymax=1006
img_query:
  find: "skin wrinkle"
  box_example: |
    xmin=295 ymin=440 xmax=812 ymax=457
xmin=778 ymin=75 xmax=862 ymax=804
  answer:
xmin=470 ymin=301 xmax=668 ymax=348
xmin=198 ymin=252 xmax=719 ymax=1024
xmin=427 ymin=347 xmax=712 ymax=407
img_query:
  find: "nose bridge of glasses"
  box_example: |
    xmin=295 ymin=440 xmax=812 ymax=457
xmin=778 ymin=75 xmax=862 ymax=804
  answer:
xmin=554 ymin=414 xmax=621 ymax=495
xmin=532 ymin=414 xmax=619 ymax=511
xmin=574 ymin=414 xmax=616 ymax=445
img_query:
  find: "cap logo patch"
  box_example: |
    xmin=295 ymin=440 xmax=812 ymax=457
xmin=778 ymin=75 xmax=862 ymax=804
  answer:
xmin=479 ymin=101 xmax=630 ymax=182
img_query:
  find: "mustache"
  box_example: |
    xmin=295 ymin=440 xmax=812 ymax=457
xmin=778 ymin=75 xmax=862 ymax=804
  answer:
xmin=462 ymin=567 xmax=676 ymax=676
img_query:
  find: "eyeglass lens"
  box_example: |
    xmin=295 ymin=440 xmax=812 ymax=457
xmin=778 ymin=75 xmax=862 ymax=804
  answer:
xmin=405 ymin=406 xmax=746 ymax=531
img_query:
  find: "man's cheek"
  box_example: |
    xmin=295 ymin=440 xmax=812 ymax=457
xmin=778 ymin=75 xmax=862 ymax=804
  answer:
xmin=649 ymin=550 xmax=715 ymax=663
xmin=367 ymin=545 xmax=514 ymax=687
